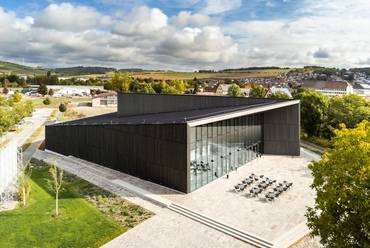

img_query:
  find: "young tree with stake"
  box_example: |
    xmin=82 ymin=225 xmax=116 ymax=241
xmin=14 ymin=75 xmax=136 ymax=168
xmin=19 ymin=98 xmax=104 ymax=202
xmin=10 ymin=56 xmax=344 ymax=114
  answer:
xmin=46 ymin=160 xmax=64 ymax=217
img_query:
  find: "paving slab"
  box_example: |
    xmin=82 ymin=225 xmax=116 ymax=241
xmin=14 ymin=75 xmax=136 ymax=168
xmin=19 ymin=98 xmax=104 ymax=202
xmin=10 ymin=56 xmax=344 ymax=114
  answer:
xmin=34 ymin=148 xmax=322 ymax=247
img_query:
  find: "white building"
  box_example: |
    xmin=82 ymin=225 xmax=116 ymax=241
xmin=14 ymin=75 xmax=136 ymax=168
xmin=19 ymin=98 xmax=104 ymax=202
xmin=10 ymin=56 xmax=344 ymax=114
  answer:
xmin=301 ymin=80 xmax=353 ymax=96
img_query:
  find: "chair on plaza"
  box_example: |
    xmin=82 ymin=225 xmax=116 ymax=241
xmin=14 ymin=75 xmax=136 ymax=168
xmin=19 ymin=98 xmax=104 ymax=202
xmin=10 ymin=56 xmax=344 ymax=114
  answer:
xmin=265 ymin=192 xmax=275 ymax=201
xmin=283 ymin=181 xmax=293 ymax=189
xmin=234 ymin=184 xmax=241 ymax=193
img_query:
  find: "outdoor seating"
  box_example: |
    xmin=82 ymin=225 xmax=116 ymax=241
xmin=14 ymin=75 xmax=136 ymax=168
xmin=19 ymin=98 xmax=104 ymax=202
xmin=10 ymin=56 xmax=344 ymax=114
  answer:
xmin=242 ymin=179 xmax=253 ymax=185
xmin=283 ymin=181 xmax=293 ymax=189
xmin=235 ymin=184 xmax=247 ymax=193
xmin=265 ymin=192 xmax=276 ymax=201
xmin=239 ymin=173 xmax=293 ymax=202
xmin=250 ymin=187 xmax=262 ymax=197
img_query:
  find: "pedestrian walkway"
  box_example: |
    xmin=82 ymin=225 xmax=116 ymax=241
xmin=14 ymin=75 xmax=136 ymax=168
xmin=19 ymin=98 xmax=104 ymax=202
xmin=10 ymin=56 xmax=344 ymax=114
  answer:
xmin=34 ymin=148 xmax=321 ymax=248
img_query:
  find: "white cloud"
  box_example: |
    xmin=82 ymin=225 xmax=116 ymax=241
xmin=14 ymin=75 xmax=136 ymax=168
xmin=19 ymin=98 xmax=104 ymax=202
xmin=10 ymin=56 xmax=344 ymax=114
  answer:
xmin=200 ymin=0 xmax=242 ymax=15
xmin=1 ymin=0 xmax=370 ymax=70
xmin=33 ymin=3 xmax=112 ymax=32
xmin=157 ymin=26 xmax=237 ymax=64
xmin=12 ymin=16 xmax=34 ymax=32
xmin=170 ymin=11 xmax=212 ymax=28
xmin=265 ymin=1 xmax=276 ymax=7
xmin=222 ymin=0 xmax=370 ymax=68
xmin=112 ymin=6 xmax=168 ymax=37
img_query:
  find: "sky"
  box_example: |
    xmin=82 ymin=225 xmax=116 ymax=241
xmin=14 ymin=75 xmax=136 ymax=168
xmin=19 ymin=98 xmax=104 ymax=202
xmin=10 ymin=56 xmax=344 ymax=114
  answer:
xmin=0 ymin=0 xmax=369 ymax=71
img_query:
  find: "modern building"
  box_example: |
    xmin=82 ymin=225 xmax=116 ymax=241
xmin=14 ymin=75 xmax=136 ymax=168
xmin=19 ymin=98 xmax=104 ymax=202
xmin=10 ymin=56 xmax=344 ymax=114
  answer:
xmin=45 ymin=93 xmax=300 ymax=193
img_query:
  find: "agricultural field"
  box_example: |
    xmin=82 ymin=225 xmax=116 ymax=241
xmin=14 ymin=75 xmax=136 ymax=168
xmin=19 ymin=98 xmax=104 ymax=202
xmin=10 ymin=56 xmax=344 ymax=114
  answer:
xmin=130 ymin=69 xmax=290 ymax=80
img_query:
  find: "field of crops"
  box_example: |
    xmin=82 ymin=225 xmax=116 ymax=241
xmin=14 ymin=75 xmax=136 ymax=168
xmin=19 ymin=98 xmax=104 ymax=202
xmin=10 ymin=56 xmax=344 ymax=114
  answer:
xmin=131 ymin=69 xmax=290 ymax=80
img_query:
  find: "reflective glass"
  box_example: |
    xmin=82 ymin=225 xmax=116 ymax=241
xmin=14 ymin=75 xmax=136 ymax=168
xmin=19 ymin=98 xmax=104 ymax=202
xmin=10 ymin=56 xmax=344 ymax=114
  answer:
xmin=189 ymin=113 xmax=263 ymax=191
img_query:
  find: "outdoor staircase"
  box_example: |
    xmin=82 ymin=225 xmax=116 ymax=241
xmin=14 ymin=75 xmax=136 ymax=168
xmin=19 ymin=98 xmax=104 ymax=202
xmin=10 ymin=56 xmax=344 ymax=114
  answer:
xmin=168 ymin=202 xmax=274 ymax=248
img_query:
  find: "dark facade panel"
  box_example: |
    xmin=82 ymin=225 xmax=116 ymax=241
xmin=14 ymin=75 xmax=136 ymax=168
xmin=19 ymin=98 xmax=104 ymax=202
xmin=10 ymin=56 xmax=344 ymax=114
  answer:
xmin=45 ymin=123 xmax=189 ymax=192
xmin=263 ymin=104 xmax=300 ymax=155
xmin=118 ymin=93 xmax=285 ymax=117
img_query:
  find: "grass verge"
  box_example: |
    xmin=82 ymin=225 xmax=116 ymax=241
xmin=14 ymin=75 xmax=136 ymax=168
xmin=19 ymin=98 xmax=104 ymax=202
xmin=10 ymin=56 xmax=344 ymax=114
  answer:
xmin=0 ymin=158 xmax=153 ymax=248
xmin=58 ymin=109 xmax=87 ymax=122
xmin=21 ymin=126 xmax=44 ymax=151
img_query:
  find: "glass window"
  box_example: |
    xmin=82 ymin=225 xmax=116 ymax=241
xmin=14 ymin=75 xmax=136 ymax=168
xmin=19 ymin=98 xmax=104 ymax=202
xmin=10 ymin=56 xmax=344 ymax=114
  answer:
xmin=189 ymin=113 xmax=263 ymax=192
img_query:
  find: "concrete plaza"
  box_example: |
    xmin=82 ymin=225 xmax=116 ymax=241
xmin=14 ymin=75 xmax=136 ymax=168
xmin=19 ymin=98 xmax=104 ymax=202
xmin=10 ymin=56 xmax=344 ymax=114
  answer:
xmin=34 ymin=147 xmax=321 ymax=248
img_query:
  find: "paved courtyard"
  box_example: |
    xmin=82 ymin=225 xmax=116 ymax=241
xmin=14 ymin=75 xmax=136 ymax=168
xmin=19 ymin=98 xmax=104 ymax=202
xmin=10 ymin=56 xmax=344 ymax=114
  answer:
xmin=34 ymin=148 xmax=321 ymax=248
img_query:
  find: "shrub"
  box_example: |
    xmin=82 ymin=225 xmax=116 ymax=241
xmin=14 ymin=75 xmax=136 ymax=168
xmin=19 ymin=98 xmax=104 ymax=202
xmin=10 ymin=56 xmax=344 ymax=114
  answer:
xmin=59 ymin=103 xmax=67 ymax=112
xmin=43 ymin=97 xmax=51 ymax=105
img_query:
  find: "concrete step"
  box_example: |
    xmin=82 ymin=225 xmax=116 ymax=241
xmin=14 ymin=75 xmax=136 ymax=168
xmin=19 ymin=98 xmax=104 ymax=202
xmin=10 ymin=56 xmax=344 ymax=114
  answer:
xmin=169 ymin=203 xmax=273 ymax=248
xmin=272 ymin=222 xmax=311 ymax=248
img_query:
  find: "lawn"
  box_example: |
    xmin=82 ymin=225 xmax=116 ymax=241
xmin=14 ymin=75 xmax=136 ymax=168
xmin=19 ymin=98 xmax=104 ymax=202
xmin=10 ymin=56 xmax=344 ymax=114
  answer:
xmin=27 ymin=96 xmax=91 ymax=108
xmin=0 ymin=158 xmax=153 ymax=248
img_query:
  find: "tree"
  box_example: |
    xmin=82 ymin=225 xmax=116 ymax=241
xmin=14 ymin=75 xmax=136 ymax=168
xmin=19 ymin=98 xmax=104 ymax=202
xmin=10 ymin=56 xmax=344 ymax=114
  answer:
xmin=137 ymin=83 xmax=155 ymax=93
xmin=193 ymin=77 xmax=199 ymax=94
xmin=111 ymin=72 xmax=131 ymax=92
xmin=306 ymin=120 xmax=370 ymax=247
xmin=59 ymin=103 xmax=67 ymax=112
xmin=299 ymin=90 xmax=329 ymax=137
xmin=48 ymin=88 xmax=54 ymax=96
xmin=268 ymin=91 xmax=290 ymax=99
xmin=43 ymin=97 xmax=51 ymax=105
xmin=249 ymin=84 xmax=265 ymax=98
xmin=15 ymin=165 xmax=32 ymax=207
xmin=2 ymin=87 xmax=9 ymax=95
xmin=327 ymin=94 xmax=370 ymax=135
xmin=37 ymin=83 xmax=48 ymax=96
xmin=12 ymin=92 xmax=22 ymax=103
xmin=45 ymin=160 xmax=64 ymax=217
xmin=227 ymin=84 xmax=245 ymax=97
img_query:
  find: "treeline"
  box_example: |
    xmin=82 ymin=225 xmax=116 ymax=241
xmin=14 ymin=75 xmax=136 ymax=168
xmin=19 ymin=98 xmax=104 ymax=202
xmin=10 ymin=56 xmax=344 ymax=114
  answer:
xmin=0 ymin=94 xmax=34 ymax=136
xmin=350 ymin=67 xmax=370 ymax=74
xmin=294 ymin=89 xmax=370 ymax=142
xmin=118 ymin=68 xmax=145 ymax=73
xmin=52 ymin=66 xmax=116 ymax=75
xmin=52 ymin=66 xmax=150 ymax=75
xmin=104 ymin=72 xmax=196 ymax=94
xmin=219 ymin=66 xmax=289 ymax=72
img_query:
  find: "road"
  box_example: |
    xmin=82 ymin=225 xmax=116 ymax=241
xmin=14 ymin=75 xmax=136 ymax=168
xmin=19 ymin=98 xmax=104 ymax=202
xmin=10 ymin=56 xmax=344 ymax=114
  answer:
xmin=300 ymin=140 xmax=325 ymax=155
xmin=4 ymin=108 xmax=54 ymax=165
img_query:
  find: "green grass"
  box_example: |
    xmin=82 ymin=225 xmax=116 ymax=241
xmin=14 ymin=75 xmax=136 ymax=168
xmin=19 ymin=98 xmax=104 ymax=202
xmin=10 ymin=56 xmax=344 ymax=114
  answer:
xmin=0 ymin=61 xmax=47 ymax=75
xmin=0 ymin=160 xmax=125 ymax=248
xmin=27 ymin=97 xmax=91 ymax=108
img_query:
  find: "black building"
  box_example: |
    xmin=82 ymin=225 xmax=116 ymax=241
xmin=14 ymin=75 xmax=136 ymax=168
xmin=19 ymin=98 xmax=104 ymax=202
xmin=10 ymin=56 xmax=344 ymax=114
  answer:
xmin=45 ymin=93 xmax=300 ymax=193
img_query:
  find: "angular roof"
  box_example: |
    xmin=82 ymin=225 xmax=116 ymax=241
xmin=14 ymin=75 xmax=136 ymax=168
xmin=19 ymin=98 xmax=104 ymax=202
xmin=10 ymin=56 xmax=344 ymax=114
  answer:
xmin=268 ymin=87 xmax=293 ymax=98
xmin=52 ymin=99 xmax=299 ymax=127
xmin=301 ymin=80 xmax=350 ymax=89
xmin=92 ymin=91 xmax=117 ymax=99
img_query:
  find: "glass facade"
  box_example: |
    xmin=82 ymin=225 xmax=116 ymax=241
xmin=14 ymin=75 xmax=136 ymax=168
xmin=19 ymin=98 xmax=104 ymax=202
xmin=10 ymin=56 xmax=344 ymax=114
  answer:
xmin=190 ymin=113 xmax=263 ymax=192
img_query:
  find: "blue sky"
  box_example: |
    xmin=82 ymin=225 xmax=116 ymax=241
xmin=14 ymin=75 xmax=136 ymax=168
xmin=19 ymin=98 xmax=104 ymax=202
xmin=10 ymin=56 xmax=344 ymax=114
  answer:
xmin=0 ymin=0 xmax=369 ymax=70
